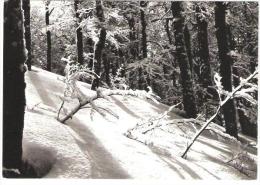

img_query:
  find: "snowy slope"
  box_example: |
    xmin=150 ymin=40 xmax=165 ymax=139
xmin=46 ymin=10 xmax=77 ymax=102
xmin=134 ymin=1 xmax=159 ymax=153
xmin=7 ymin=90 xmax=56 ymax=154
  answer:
xmin=23 ymin=66 xmax=257 ymax=179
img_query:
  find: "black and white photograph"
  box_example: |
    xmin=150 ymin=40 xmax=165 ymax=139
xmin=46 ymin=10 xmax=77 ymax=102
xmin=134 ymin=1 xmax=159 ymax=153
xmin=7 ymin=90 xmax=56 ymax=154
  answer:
xmin=1 ymin=0 xmax=258 ymax=182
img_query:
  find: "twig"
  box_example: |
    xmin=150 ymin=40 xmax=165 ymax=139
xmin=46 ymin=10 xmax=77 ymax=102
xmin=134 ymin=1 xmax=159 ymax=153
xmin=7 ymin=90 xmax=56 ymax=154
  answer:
xmin=57 ymin=100 xmax=64 ymax=120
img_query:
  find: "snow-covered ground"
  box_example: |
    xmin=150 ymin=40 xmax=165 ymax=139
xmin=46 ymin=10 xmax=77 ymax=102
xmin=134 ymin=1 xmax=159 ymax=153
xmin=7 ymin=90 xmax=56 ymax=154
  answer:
xmin=23 ymin=66 xmax=257 ymax=179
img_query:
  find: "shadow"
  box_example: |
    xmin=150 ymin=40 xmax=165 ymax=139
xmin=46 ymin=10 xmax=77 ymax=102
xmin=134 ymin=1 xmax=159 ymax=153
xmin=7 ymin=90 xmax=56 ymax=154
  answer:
xmin=110 ymin=96 xmax=141 ymax=119
xmin=150 ymin=148 xmax=201 ymax=179
xmin=192 ymin=163 xmax=221 ymax=179
xmin=67 ymin=117 xmax=131 ymax=179
xmin=27 ymin=72 xmax=57 ymax=108
xmin=197 ymin=138 xmax=233 ymax=156
xmin=22 ymin=140 xmax=57 ymax=178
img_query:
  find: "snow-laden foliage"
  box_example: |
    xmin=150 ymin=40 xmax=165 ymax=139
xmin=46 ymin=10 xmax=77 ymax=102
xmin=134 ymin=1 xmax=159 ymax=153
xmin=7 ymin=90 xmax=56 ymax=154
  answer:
xmin=110 ymin=65 xmax=128 ymax=90
xmin=61 ymin=56 xmax=98 ymax=102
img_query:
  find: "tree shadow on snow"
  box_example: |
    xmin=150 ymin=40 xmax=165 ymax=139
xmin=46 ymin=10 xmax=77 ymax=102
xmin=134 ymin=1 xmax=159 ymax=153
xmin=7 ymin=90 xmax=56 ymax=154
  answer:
xmin=66 ymin=117 xmax=131 ymax=179
xmin=22 ymin=140 xmax=57 ymax=178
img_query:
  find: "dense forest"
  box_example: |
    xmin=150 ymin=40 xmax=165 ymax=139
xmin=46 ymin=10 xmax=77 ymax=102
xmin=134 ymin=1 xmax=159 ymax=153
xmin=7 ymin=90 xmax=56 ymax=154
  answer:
xmin=2 ymin=0 xmax=258 ymax=179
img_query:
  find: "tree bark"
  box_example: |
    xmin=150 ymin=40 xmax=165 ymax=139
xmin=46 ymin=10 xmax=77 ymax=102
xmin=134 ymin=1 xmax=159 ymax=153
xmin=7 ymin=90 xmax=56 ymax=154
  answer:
xmin=45 ymin=1 xmax=51 ymax=71
xmin=140 ymin=1 xmax=147 ymax=59
xmin=3 ymin=0 xmax=26 ymax=173
xmin=171 ymin=2 xmax=197 ymax=118
xmin=91 ymin=0 xmax=107 ymax=90
xmin=103 ymin=52 xmax=111 ymax=86
xmin=183 ymin=25 xmax=193 ymax=75
xmin=74 ymin=0 xmax=84 ymax=65
xmin=215 ymin=2 xmax=238 ymax=138
xmin=22 ymin=0 xmax=32 ymax=71
xmin=196 ymin=5 xmax=212 ymax=88
xmin=139 ymin=1 xmax=148 ymax=89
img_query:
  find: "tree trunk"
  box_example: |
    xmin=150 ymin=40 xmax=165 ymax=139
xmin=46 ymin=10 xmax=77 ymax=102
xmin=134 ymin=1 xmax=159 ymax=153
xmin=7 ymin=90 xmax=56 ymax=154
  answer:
xmin=138 ymin=1 xmax=148 ymax=89
xmin=215 ymin=2 xmax=238 ymax=138
xmin=140 ymin=1 xmax=147 ymax=59
xmin=3 ymin=0 xmax=26 ymax=174
xmin=22 ymin=0 xmax=32 ymax=71
xmin=45 ymin=1 xmax=51 ymax=71
xmin=196 ymin=5 xmax=212 ymax=88
xmin=103 ymin=53 xmax=111 ymax=87
xmin=171 ymin=2 xmax=197 ymax=118
xmin=164 ymin=9 xmax=173 ymax=45
xmin=91 ymin=0 xmax=107 ymax=90
xmin=183 ymin=25 xmax=193 ymax=75
xmin=74 ymin=0 xmax=84 ymax=65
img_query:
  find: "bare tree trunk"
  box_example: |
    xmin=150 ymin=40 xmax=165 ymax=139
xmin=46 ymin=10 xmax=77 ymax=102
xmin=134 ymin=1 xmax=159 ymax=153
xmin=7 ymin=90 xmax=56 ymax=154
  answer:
xmin=74 ymin=0 xmax=84 ymax=65
xmin=196 ymin=5 xmax=212 ymax=88
xmin=215 ymin=2 xmax=238 ymax=138
xmin=138 ymin=1 xmax=148 ymax=89
xmin=3 ymin=0 xmax=26 ymax=175
xmin=91 ymin=0 xmax=107 ymax=90
xmin=183 ymin=25 xmax=193 ymax=75
xmin=45 ymin=1 xmax=51 ymax=71
xmin=171 ymin=2 xmax=197 ymax=118
xmin=140 ymin=1 xmax=147 ymax=59
xmin=22 ymin=0 xmax=32 ymax=71
xmin=103 ymin=52 xmax=111 ymax=86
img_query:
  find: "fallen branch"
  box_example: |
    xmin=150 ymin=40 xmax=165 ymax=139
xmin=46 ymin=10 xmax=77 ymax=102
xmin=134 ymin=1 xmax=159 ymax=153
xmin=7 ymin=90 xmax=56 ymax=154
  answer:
xmin=57 ymin=89 xmax=160 ymax=123
xmin=181 ymin=70 xmax=258 ymax=158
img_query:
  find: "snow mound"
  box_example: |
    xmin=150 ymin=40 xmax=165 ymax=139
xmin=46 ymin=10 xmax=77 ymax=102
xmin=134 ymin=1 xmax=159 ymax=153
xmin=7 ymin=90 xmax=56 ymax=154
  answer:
xmin=23 ymin=109 xmax=91 ymax=178
xmin=23 ymin=66 xmax=257 ymax=179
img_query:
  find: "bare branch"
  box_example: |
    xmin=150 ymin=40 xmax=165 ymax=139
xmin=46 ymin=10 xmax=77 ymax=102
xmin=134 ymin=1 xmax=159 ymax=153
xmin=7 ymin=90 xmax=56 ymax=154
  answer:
xmin=181 ymin=70 xmax=258 ymax=158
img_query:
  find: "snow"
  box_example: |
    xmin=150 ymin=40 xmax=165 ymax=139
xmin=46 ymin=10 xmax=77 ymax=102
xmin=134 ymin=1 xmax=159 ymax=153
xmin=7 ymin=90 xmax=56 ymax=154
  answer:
xmin=22 ymin=66 xmax=257 ymax=179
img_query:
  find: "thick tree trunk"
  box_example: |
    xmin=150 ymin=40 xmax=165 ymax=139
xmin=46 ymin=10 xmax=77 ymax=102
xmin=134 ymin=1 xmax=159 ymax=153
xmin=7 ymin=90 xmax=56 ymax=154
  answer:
xmin=183 ymin=25 xmax=193 ymax=75
xmin=196 ymin=5 xmax=212 ymax=88
xmin=74 ymin=0 xmax=84 ymax=65
xmin=91 ymin=0 xmax=107 ymax=90
xmin=3 ymin=0 xmax=26 ymax=173
xmin=22 ymin=0 xmax=32 ymax=71
xmin=45 ymin=1 xmax=51 ymax=71
xmin=171 ymin=2 xmax=197 ymax=118
xmin=215 ymin=2 xmax=238 ymax=138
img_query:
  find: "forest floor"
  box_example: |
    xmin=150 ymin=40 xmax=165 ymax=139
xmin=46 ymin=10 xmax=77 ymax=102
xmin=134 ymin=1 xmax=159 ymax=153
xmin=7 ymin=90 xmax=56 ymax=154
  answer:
xmin=23 ymin=66 xmax=257 ymax=179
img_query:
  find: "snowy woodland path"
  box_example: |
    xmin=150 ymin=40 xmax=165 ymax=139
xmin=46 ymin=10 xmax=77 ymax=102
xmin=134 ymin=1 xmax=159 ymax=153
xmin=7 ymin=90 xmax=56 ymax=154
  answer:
xmin=22 ymin=67 xmax=256 ymax=179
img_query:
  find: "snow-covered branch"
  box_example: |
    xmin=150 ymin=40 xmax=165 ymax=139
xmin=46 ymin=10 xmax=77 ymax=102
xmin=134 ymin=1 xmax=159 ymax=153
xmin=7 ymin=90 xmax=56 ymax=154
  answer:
xmin=57 ymin=88 xmax=160 ymax=123
xmin=181 ymin=69 xmax=258 ymax=158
